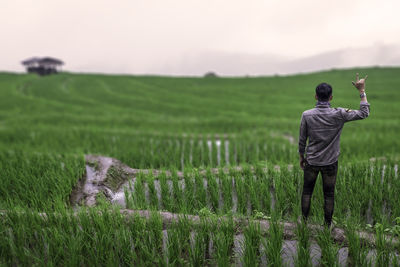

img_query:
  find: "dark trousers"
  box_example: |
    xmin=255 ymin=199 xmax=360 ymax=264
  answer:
xmin=301 ymin=161 xmax=338 ymax=226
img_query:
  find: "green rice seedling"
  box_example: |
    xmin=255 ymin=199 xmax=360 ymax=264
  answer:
xmin=316 ymin=227 xmax=340 ymax=267
xmin=237 ymin=141 xmax=246 ymax=164
xmin=255 ymin=164 xmax=272 ymax=216
xmin=147 ymin=211 xmax=165 ymax=264
xmin=249 ymin=175 xmax=261 ymax=215
xmin=251 ymin=164 xmax=266 ymax=213
xmin=166 ymin=228 xmax=184 ymax=266
xmin=191 ymin=137 xmax=201 ymax=167
xmin=159 ymin=171 xmax=172 ymax=211
xmin=368 ymin=163 xmax=389 ymax=225
xmin=383 ymin=164 xmax=399 ymax=223
xmin=147 ymin=174 xmax=159 ymax=209
xmin=183 ymin=170 xmax=195 ymax=213
xmin=290 ymin=166 xmax=303 ymax=221
xmin=382 ymin=165 xmax=398 ymax=223
xmin=167 ymin=216 xmax=193 ymax=265
xmin=244 ymin=139 xmax=254 ymax=164
xmin=345 ymin=162 xmax=371 ymax=225
xmin=359 ymin=162 xmax=374 ymax=224
xmin=124 ymin=183 xmax=133 ymax=209
xmin=247 ymin=140 xmax=258 ymax=163
xmin=189 ymin=230 xmax=208 ymax=266
xmin=89 ymin=209 xmax=123 ymax=263
xmin=220 ymin=138 xmax=227 ymax=167
xmin=170 ymin=169 xmax=183 ymax=213
xmin=307 ymin=173 xmax=325 ymax=224
xmin=228 ymin=138 xmax=235 ymax=165
xmin=194 ymin=169 xmax=207 ymax=211
xmin=213 ymin=218 xmax=235 ymax=266
xmin=110 ymin=222 xmax=137 ymax=265
xmin=234 ymin=171 xmax=248 ymax=215
xmin=133 ymin=172 xmax=146 ymax=209
xmin=262 ymin=212 xmax=283 ymax=267
xmin=392 ymin=253 xmax=400 ymax=267
xmin=0 ymin=151 xmax=85 ymax=210
xmin=0 ymin=207 xmax=142 ymax=265
xmin=162 ymin=139 xmax=173 ymax=168
xmin=243 ymin=165 xmax=260 ymax=214
xmin=375 ymin=223 xmax=391 ymax=267
xmin=220 ymin=168 xmax=233 ymax=214
xmin=345 ymin=221 xmax=370 ymax=266
xmin=295 ymin=221 xmax=311 ymax=267
xmin=202 ymin=137 xmax=210 ymax=167
xmin=242 ymin=222 xmax=261 ymax=266
xmin=206 ymin=168 xmax=219 ymax=213
xmin=196 ymin=139 xmax=204 ymax=167
xmin=189 ymin=217 xmax=214 ymax=266
xmin=127 ymin=212 xmax=160 ymax=265
xmin=182 ymin=137 xmax=190 ymax=168
xmin=103 ymin=209 xmax=138 ymax=265
xmin=267 ymin=165 xmax=281 ymax=214
xmin=0 ymin=210 xmax=38 ymax=265
xmin=212 ymin=137 xmax=218 ymax=167
xmin=336 ymin=163 xmax=367 ymax=224
xmin=214 ymin=232 xmax=233 ymax=266
xmin=175 ymin=139 xmax=183 ymax=170
xmin=333 ymin=166 xmax=348 ymax=222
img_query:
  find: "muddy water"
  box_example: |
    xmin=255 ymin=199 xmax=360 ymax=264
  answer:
xmin=83 ymin=165 xmax=100 ymax=206
xmin=71 ymin=156 xmax=113 ymax=206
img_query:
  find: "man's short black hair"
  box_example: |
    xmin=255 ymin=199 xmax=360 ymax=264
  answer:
xmin=316 ymin=83 xmax=332 ymax=101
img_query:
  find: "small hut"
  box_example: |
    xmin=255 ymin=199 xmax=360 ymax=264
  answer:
xmin=204 ymin=71 xmax=218 ymax=78
xmin=21 ymin=57 xmax=64 ymax=76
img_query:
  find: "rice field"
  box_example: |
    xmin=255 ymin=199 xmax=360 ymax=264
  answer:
xmin=1 ymin=67 xmax=400 ymax=265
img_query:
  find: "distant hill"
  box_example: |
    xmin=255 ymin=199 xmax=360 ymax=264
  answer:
xmin=162 ymin=44 xmax=400 ymax=76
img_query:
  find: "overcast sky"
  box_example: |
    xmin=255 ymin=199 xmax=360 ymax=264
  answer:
xmin=1 ymin=0 xmax=400 ymax=75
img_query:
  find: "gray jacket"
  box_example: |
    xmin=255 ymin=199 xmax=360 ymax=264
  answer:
xmin=298 ymin=101 xmax=370 ymax=166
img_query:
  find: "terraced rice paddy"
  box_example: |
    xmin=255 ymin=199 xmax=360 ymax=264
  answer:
xmin=1 ymin=67 xmax=400 ymax=265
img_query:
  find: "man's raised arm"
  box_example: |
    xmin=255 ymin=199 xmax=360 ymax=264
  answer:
xmin=340 ymin=73 xmax=370 ymax=122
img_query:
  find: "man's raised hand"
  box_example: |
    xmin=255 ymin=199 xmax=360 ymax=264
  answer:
xmin=352 ymin=73 xmax=368 ymax=91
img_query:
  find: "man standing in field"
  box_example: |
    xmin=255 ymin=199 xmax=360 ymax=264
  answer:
xmin=298 ymin=73 xmax=370 ymax=227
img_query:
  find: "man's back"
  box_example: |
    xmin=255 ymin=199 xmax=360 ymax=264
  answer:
xmin=299 ymin=101 xmax=370 ymax=166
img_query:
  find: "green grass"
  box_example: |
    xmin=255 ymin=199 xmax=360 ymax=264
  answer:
xmin=0 ymin=151 xmax=84 ymax=210
xmin=1 ymin=67 xmax=399 ymax=168
xmin=0 ymin=67 xmax=399 ymax=265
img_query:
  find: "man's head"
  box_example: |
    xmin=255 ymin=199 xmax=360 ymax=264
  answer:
xmin=315 ymin=83 xmax=333 ymax=101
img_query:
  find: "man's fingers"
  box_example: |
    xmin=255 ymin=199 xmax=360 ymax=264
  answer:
xmin=356 ymin=73 xmax=359 ymax=82
xmin=364 ymin=75 xmax=368 ymax=81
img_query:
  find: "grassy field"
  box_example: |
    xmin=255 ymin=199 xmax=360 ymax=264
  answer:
xmin=0 ymin=67 xmax=399 ymax=265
